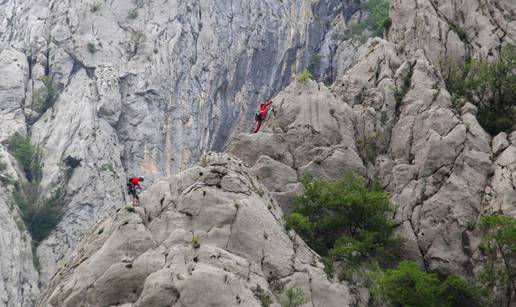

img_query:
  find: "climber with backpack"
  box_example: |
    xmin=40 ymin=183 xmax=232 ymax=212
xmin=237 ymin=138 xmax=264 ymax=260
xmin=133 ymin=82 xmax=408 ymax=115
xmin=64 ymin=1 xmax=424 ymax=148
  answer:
xmin=127 ymin=176 xmax=144 ymax=206
xmin=252 ymin=99 xmax=273 ymax=133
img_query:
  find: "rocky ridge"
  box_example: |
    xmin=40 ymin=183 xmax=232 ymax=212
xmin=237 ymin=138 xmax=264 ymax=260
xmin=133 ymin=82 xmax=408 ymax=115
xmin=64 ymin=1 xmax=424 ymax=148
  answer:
xmin=0 ymin=0 xmax=514 ymax=306
xmin=0 ymin=0 xmax=363 ymax=299
xmin=37 ymin=153 xmax=354 ymax=307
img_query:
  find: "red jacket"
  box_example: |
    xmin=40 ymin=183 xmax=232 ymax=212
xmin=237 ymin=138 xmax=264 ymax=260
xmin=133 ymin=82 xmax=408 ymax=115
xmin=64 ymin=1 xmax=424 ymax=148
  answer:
xmin=130 ymin=177 xmax=142 ymax=189
xmin=259 ymin=100 xmax=273 ymax=120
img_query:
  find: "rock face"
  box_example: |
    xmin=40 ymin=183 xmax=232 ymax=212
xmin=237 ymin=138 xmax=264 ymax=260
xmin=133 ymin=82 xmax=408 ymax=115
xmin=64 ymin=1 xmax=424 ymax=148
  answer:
xmin=227 ymin=80 xmax=365 ymax=212
xmin=38 ymin=153 xmax=353 ymax=307
xmin=0 ymin=0 xmax=362 ymax=290
xmin=1 ymin=0 xmax=516 ymax=305
xmin=0 ymin=164 xmax=39 ymax=307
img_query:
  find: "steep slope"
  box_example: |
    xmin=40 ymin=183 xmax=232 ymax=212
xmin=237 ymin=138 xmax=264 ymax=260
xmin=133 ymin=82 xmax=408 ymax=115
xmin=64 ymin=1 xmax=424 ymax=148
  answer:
xmin=38 ymin=153 xmax=354 ymax=307
xmin=1 ymin=0 xmax=515 ymax=306
xmin=0 ymin=51 xmax=39 ymax=307
xmin=0 ymin=0 xmax=363 ymax=293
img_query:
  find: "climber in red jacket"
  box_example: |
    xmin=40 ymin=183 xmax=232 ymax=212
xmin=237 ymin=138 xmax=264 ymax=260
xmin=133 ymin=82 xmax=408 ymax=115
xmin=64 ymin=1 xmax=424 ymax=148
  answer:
xmin=127 ymin=176 xmax=144 ymax=206
xmin=252 ymin=99 xmax=273 ymax=133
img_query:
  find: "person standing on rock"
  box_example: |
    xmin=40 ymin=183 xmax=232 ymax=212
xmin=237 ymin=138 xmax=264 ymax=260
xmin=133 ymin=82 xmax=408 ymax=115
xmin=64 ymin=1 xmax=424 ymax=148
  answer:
xmin=127 ymin=176 xmax=144 ymax=206
xmin=252 ymin=99 xmax=273 ymax=133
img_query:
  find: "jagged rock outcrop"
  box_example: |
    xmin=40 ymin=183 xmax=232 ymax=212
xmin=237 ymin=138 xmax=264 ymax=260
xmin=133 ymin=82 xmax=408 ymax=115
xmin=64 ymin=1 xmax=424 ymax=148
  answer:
xmin=1 ymin=0 xmax=515 ymax=305
xmin=0 ymin=50 xmax=39 ymax=307
xmin=389 ymin=0 xmax=516 ymax=62
xmin=0 ymin=0 xmax=363 ymax=289
xmin=332 ymin=38 xmax=495 ymax=275
xmin=227 ymin=80 xmax=365 ymax=212
xmin=38 ymin=153 xmax=354 ymax=307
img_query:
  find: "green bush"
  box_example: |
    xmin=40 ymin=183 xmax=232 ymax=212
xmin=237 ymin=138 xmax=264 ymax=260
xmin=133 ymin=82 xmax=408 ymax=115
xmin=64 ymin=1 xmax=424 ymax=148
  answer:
xmin=372 ymin=261 xmax=486 ymax=307
xmin=440 ymin=44 xmax=516 ymax=135
xmin=191 ymin=234 xmax=201 ymax=249
xmin=356 ymin=133 xmax=383 ymax=164
xmin=7 ymin=133 xmax=42 ymax=182
xmin=254 ymin=285 xmax=273 ymax=307
xmin=347 ymin=0 xmax=390 ymax=41
xmin=286 ymin=174 xmax=396 ymax=265
xmin=448 ymin=22 xmax=467 ymax=42
xmin=280 ymin=287 xmax=306 ymax=307
xmin=13 ymin=185 xmax=65 ymax=243
xmin=87 ymin=42 xmax=97 ymax=54
xmin=298 ymin=69 xmax=313 ymax=82
xmin=439 ymin=275 xmax=484 ymax=307
xmin=33 ymin=75 xmax=58 ymax=114
xmin=372 ymin=261 xmax=442 ymax=307
xmin=394 ymin=65 xmax=413 ymax=115
xmin=478 ymin=214 xmax=516 ymax=306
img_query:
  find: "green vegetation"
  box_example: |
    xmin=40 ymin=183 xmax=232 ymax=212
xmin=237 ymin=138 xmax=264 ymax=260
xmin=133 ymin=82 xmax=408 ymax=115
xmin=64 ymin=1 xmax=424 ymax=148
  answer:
xmin=448 ymin=22 xmax=467 ymax=42
xmin=287 ymin=174 xmax=396 ymax=267
xmin=254 ymin=285 xmax=273 ymax=307
xmin=191 ymin=234 xmax=201 ymax=249
xmin=90 ymin=1 xmax=102 ymax=13
xmin=8 ymin=134 xmax=66 ymax=244
xmin=100 ymin=163 xmax=115 ymax=174
xmin=478 ymin=214 xmax=516 ymax=306
xmin=280 ymin=287 xmax=306 ymax=307
xmin=298 ymin=69 xmax=313 ymax=82
xmin=372 ymin=261 xmax=485 ymax=307
xmin=87 ymin=42 xmax=97 ymax=54
xmin=440 ymin=44 xmax=516 ymax=135
xmin=286 ymin=161 xmax=516 ymax=305
xmin=394 ymin=65 xmax=413 ymax=116
xmin=356 ymin=132 xmax=383 ymax=164
xmin=127 ymin=9 xmax=138 ymax=19
xmin=129 ymin=31 xmax=146 ymax=55
xmin=346 ymin=0 xmax=390 ymax=41
xmin=8 ymin=133 xmax=42 ymax=182
xmin=33 ymin=75 xmax=58 ymax=114
xmin=13 ymin=184 xmax=65 ymax=242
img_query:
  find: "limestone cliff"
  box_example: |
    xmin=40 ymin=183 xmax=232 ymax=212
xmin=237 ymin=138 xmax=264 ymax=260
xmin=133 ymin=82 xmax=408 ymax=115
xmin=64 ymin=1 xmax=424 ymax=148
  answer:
xmin=0 ymin=0 xmax=515 ymax=306
xmin=0 ymin=0 xmax=362 ymax=298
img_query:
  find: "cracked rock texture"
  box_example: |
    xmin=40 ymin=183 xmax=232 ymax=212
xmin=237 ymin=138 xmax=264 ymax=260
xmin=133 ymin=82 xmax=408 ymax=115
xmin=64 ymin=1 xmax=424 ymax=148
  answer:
xmin=1 ymin=0 xmax=515 ymax=306
xmin=227 ymin=80 xmax=365 ymax=212
xmin=37 ymin=153 xmax=353 ymax=307
xmin=0 ymin=0 xmax=362 ymax=295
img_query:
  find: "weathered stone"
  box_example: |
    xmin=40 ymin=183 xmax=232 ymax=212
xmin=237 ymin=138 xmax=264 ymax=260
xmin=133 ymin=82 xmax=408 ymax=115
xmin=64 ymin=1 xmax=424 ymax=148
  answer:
xmin=492 ymin=132 xmax=510 ymax=155
xmin=38 ymin=153 xmax=354 ymax=307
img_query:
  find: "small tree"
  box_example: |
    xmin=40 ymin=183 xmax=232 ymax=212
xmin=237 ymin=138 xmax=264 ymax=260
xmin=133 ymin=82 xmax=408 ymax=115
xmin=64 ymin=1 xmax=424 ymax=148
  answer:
xmin=7 ymin=133 xmax=43 ymax=183
xmin=280 ymin=287 xmax=306 ymax=307
xmin=372 ymin=261 xmax=442 ymax=307
xmin=440 ymin=44 xmax=516 ymax=134
xmin=347 ymin=0 xmax=390 ymax=41
xmin=33 ymin=75 xmax=58 ymax=114
xmin=287 ymin=174 xmax=396 ymax=265
xmin=298 ymin=69 xmax=313 ymax=82
xmin=478 ymin=214 xmax=516 ymax=306
xmin=87 ymin=42 xmax=97 ymax=54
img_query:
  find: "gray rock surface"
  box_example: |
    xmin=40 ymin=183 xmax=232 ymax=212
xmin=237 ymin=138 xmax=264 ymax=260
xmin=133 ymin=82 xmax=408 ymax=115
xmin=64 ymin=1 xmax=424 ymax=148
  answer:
xmin=0 ymin=0 xmax=362 ymax=292
xmin=37 ymin=153 xmax=354 ymax=307
xmin=333 ymin=37 xmax=495 ymax=275
xmin=0 ymin=148 xmax=39 ymax=307
xmin=0 ymin=0 xmax=515 ymax=305
xmin=227 ymin=80 xmax=365 ymax=212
